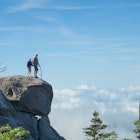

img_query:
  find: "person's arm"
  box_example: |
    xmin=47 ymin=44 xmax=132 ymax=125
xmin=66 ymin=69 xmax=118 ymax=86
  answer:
xmin=37 ymin=58 xmax=40 ymax=66
xmin=32 ymin=58 xmax=34 ymax=66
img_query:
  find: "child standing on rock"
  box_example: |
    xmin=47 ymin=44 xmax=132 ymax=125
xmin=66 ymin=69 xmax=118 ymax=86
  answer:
xmin=27 ymin=58 xmax=32 ymax=77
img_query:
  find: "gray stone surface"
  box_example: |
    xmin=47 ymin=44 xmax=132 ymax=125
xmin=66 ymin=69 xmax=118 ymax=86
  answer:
xmin=0 ymin=75 xmax=53 ymax=116
xmin=38 ymin=116 xmax=65 ymax=140
xmin=0 ymin=75 xmax=65 ymax=140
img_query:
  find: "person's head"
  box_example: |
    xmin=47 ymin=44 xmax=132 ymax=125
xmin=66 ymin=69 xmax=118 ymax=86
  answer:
xmin=35 ymin=53 xmax=38 ymax=57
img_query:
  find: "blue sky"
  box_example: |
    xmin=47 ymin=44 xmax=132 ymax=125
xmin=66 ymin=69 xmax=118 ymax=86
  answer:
xmin=0 ymin=0 xmax=140 ymax=139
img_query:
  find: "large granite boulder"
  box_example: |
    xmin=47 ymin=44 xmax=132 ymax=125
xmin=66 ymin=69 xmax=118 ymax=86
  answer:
xmin=0 ymin=75 xmax=53 ymax=116
xmin=0 ymin=75 xmax=65 ymax=140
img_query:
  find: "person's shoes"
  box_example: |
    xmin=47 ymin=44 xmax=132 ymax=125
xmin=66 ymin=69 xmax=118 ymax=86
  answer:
xmin=35 ymin=76 xmax=38 ymax=78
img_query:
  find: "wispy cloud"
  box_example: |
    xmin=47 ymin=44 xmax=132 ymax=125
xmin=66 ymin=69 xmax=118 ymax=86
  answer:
xmin=45 ymin=3 xmax=140 ymax=11
xmin=0 ymin=24 xmax=139 ymax=62
xmin=37 ymin=16 xmax=60 ymax=23
xmin=0 ymin=26 xmax=47 ymax=32
xmin=76 ymin=84 xmax=90 ymax=90
xmin=45 ymin=6 xmax=98 ymax=10
xmin=8 ymin=0 xmax=48 ymax=12
xmin=8 ymin=1 xmax=99 ymax=13
xmin=0 ymin=25 xmax=72 ymax=36
xmin=7 ymin=0 xmax=140 ymax=13
xmin=111 ymin=3 xmax=140 ymax=8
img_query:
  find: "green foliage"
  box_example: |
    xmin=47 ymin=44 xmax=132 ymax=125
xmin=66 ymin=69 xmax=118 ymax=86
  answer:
xmin=83 ymin=111 xmax=118 ymax=140
xmin=133 ymin=120 xmax=140 ymax=139
xmin=0 ymin=124 xmax=30 ymax=140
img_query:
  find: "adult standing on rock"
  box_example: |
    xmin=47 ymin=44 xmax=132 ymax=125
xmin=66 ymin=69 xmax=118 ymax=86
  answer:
xmin=32 ymin=53 xmax=40 ymax=78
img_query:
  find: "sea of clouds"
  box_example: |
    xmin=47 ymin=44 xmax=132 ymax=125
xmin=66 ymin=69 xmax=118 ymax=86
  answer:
xmin=49 ymin=84 xmax=140 ymax=140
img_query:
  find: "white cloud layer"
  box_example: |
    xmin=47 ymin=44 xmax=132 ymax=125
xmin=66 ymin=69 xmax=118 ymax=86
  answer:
xmin=50 ymin=85 xmax=140 ymax=140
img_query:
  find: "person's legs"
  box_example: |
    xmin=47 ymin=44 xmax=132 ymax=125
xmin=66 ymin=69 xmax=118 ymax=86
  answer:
xmin=29 ymin=67 xmax=31 ymax=77
xmin=34 ymin=66 xmax=38 ymax=78
xmin=27 ymin=67 xmax=31 ymax=77
xmin=34 ymin=70 xmax=37 ymax=77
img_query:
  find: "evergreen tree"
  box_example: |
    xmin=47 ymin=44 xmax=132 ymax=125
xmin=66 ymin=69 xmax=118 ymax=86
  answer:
xmin=83 ymin=111 xmax=118 ymax=140
xmin=133 ymin=120 xmax=140 ymax=139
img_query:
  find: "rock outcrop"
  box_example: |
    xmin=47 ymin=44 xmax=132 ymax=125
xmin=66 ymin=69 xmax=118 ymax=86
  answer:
xmin=0 ymin=75 xmax=65 ymax=140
